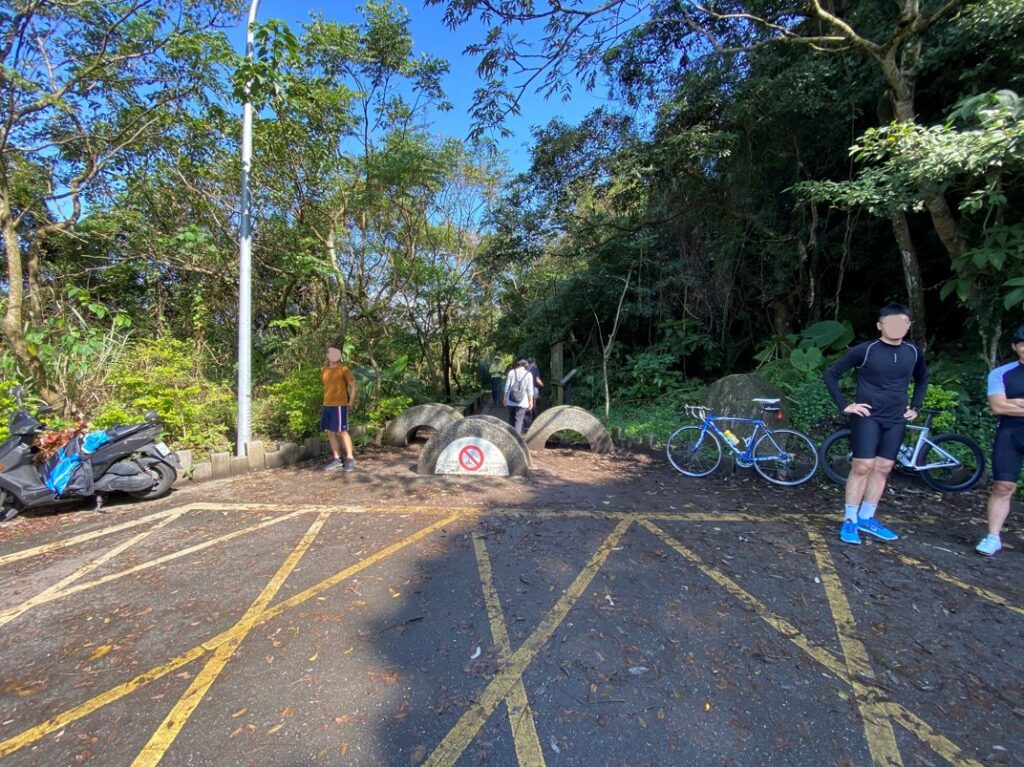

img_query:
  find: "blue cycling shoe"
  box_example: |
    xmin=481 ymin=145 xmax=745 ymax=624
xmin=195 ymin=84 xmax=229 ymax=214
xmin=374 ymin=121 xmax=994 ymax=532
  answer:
xmin=839 ymin=520 xmax=861 ymax=545
xmin=858 ymin=517 xmax=898 ymax=541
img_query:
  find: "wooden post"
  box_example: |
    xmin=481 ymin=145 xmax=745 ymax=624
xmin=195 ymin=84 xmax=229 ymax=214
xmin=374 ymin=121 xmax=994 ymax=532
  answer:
xmin=550 ymin=340 xmax=565 ymax=405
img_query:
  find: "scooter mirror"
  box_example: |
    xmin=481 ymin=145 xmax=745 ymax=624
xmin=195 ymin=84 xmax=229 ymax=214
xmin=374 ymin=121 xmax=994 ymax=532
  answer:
xmin=37 ymin=406 xmax=54 ymax=415
xmin=144 ymin=409 xmax=159 ymax=423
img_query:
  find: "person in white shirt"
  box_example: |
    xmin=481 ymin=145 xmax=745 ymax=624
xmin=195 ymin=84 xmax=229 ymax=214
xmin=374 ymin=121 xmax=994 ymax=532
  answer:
xmin=504 ymin=358 xmax=534 ymax=434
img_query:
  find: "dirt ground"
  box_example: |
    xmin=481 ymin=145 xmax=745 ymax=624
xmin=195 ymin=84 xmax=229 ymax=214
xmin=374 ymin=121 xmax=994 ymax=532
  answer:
xmin=0 ymin=445 xmax=1022 ymax=766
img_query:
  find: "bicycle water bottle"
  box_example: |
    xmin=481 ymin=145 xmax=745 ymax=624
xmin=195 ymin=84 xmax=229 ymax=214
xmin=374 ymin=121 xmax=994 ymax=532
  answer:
xmin=723 ymin=429 xmax=740 ymax=446
xmin=898 ymin=444 xmax=912 ymax=461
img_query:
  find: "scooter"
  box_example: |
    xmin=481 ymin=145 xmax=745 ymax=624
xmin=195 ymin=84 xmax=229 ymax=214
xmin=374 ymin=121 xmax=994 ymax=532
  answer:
xmin=0 ymin=387 xmax=180 ymax=522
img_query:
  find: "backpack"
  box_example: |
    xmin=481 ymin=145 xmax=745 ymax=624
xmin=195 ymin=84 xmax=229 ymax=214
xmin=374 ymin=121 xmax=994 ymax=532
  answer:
xmin=509 ymin=371 xmax=528 ymax=403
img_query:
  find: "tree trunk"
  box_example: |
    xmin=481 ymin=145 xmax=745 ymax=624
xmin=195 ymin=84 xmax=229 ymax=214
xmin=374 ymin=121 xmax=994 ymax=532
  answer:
xmin=888 ymin=210 xmax=928 ymax=345
xmin=877 ymin=96 xmax=928 ymax=343
xmin=889 ymin=93 xmax=964 ymax=262
xmin=327 ymin=227 xmax=348 ymax=345
xmin=0 ymin=188 xmax=61 ymax=406
xmin=440 ymin=304 xmax=452 ymax=402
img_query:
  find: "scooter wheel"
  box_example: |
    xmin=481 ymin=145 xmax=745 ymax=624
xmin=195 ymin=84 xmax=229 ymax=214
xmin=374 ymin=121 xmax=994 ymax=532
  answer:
xmin=126 ymin=457 xmax=176 ymax=500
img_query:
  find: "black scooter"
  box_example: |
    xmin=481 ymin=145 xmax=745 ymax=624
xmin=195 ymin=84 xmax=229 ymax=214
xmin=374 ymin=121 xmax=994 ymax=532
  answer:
xmin=0 ymin=387 xmax=180 ymax=522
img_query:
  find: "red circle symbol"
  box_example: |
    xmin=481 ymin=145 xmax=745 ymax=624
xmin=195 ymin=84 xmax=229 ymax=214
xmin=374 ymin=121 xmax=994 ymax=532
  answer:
xmin=458 ymin=444 xmax=485 ymax=471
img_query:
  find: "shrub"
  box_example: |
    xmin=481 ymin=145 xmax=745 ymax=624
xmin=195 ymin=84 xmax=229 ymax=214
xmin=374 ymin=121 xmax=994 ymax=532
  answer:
xmin=255 ymin=364 xmax=324 ymax=444
xmin=785 ymin=378 xmax=840 ymax=437
xmin=622 ymin=350 xmax=686 ymax=400
xmin=365 ymin=394 xmax=413 ymax=430
xmin=92 ymin=338 xmax=233 ymax=451
xmin=0 ymin=379 xmax=21 ymax=443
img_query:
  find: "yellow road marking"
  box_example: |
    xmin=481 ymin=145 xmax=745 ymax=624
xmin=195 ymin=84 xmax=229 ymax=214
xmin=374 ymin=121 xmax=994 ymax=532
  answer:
xmin=0 ymin=512 xmax=463 ymax=759
xmin=0 ymin=504 xmax=200 ymax=567
xmin=638 ymin=518 xmax=848 ymax=678
xmin=808 ymin=530 xmax=902 ymax=766
xmin=0 ymin=509 xmax=189 ymax=628
xmin=181 ymin=500 xmax=821 ymax=523
xmin=472 ymin=534 xmax=546 ymax=767
xmin=130 ymin=510 xmax=330 ymax=767
xmin=0 ymin=502 xmax=463 ymax=569
xmin=892 ymin=551 xmax=1024 ymax=617
xmin=882 ymin=702 xmax=985 ymax=767
xmin=640 ymin=520 xmax=984 ymax=767
xmin=5 ymin=509 xmax=311 ymax=615
xmin=425 ymin=518 xmax=632 ymax=767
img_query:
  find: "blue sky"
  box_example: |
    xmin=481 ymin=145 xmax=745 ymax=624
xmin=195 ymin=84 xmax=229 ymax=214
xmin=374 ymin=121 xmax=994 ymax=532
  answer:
xmin=226 ymin=1 xmax=612 ymax=172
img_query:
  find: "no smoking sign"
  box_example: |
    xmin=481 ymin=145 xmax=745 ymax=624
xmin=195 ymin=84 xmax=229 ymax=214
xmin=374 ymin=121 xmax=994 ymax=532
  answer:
xmin=436 ymin=437 xmax=509 ymax=476
xmin=458 ymin=444 xmax=485 ymax=471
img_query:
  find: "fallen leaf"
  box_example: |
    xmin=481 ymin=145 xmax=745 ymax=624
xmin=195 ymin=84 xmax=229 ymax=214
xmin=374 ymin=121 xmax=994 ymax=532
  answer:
xmin=88 ymin=645 xmax=112 ymax=661
xmin=229 ymin=727 xmax=243 ymax=738
xmin=340 ymin=742 xmax=349 ymax=757
xmin=266 ymin=723 xmax=284 ymax=735
xmin=231 ymin=708 xmax=247 ymax=718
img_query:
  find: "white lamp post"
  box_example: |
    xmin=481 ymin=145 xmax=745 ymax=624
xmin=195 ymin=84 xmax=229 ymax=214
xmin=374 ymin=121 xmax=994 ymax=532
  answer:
xmin=237 ymin=0 xmax=261 ymax=456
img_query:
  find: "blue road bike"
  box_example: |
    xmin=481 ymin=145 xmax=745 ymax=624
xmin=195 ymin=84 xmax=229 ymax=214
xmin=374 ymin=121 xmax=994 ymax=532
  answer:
xmin=666 ymin=398 xmax=819 ymax=487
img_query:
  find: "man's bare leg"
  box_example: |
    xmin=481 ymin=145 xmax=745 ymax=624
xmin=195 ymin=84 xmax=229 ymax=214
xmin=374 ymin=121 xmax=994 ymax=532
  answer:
xmin=862 ymin=458 xmax=895 ymax=505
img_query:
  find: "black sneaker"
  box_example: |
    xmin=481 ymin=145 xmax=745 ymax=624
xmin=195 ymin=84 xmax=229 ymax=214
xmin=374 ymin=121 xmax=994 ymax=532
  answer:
xmin=324 ymin=459 xmax=344 ymax=471
xmin=343 ymin=458 xmax=356 ymax=472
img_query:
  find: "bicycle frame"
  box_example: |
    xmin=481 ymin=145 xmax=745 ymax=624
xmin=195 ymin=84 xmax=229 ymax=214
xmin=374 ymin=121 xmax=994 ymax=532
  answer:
xmin=898 ymin=424 xmax=962 ymax=472
xmin=684 ymin=405 xmax=791 ymax=464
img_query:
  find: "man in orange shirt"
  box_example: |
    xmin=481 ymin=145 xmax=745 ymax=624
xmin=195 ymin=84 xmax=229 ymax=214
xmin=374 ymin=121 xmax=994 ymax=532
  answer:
xmin=321 ymin=345 xmax=358 ymax=471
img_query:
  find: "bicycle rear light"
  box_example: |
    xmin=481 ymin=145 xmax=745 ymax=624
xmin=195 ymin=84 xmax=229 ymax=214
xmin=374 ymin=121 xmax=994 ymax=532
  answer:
xmin=776 ymin=410 xmax=784 ymax=421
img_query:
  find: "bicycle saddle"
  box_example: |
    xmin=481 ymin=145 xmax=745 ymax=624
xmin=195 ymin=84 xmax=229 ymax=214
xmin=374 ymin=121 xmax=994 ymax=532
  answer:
xmin=752 ymin=398 xmax=781 ymax=404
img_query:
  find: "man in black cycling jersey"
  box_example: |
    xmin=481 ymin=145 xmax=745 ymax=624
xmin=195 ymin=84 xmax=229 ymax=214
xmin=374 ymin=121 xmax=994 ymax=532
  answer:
xmin=976 ymin=323 xmax=1024 ymax=556
xmin=823 ymin=304 xmax=930 ymax=545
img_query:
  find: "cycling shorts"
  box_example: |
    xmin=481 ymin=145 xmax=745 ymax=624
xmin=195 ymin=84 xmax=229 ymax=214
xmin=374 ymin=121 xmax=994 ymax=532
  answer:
xmin=849 ymin=416 xmax=907 ymax=460
xmin=991 ymin=425 xmax=1024 ymax=482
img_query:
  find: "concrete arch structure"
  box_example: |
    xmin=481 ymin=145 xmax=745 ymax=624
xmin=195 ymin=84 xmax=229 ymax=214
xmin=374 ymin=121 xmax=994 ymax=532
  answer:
xmin=418 ymin=417 xmax=530 ymax=477
xmin=524 ymin=406 xmax=614 ymax=454
xmin=383 ymin=404 xmax=464 ymax=447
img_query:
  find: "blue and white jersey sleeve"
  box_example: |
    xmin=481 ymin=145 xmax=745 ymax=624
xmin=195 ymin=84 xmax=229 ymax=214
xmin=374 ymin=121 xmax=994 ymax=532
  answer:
xmin=988 ymin=363 xmax=1017 ymax=397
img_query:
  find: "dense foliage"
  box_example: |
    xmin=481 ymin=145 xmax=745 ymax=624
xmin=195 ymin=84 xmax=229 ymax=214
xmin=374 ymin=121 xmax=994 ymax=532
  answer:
xmin=1 ymin=0 xmax=1021 ymax=461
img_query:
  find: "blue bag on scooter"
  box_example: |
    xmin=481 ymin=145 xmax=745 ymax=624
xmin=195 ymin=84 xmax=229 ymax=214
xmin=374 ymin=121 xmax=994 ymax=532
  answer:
xmin=42 ymin=430 xmax=111 ymax=496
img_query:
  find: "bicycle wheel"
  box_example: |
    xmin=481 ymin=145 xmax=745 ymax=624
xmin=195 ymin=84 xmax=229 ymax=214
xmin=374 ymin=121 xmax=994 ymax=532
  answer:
xmin=818 ymin=429 xmax=853 ymax=486
xmin=918 ymin=433 xmax=985 ymax=492
xmin=666 ymin=426 xmax=722 ymax=477
xmin=752 ymin=428 xmax=819 ymax=486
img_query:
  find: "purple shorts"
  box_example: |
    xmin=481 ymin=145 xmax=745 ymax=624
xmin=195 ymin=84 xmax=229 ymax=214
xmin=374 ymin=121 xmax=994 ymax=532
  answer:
xmin=320 ymin=406 xmax=349 ymax=432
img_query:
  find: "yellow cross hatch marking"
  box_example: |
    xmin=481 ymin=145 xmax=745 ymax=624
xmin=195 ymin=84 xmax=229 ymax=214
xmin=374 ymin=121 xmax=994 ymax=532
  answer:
xmin=425 ymin=518 xmax=632 ymax=767
xmin=0 ymin=508 xmax=188 ymax=629
xmin=808 ymin=529 xmax=902 ymax=767
xmin=473 ymin=533 xmax=546 ymax=767
xmin=0 ymin=512 xmax=464 ymax=759
xmin=0 ymin=509 xmax=311 ymax=618
xmin=638 ymin=519 xmax=984 ymax=767
xmin=130 ymin=510 xmax=331 ymax=767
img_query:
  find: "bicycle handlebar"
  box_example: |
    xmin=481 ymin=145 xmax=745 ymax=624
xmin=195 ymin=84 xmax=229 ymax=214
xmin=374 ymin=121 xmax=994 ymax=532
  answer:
xmin=684 ymin=404 xmax=710 ymax=421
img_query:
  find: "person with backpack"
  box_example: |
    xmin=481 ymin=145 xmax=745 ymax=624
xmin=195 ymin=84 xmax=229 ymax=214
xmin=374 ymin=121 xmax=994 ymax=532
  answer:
xmin=504 ymin=358 xmax=534 ymax=434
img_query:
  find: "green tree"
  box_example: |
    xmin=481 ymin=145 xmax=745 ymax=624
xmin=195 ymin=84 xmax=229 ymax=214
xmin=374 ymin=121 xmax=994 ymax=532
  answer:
xmin=0 ymin=0 xmax=237 ymax=407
